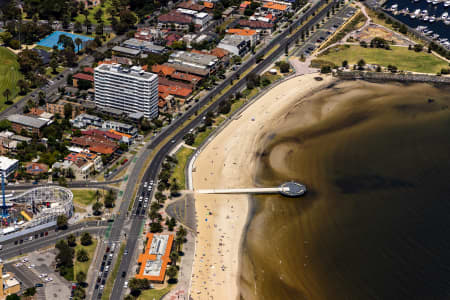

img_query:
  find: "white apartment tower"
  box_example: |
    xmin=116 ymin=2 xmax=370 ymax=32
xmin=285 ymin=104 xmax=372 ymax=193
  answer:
xmin=94 ymin=64 xmax=159 ymax=119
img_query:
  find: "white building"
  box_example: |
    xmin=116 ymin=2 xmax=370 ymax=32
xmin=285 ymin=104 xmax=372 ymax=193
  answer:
xmin=0 ymin=156 xmax=19 ymax=177
xmin=217 ymin=35 xmax=252 ymax=56
xmin=94 ymin=64 xmax=159 ymax=119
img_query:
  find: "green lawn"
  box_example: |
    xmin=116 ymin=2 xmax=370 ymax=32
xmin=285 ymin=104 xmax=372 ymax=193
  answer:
xmin=317 ymin=45 xmax=449 ymax=73
xmin=71 ymin=189 xmax=101 ymax=206
xmin=45 ymin=66 xmax=65 ymax=78
xmin=138 ymin=285 xmax=174 ymax=300
xmin=75 ymin=0 xmax=114 ymax=25
xmin=74 ymin=238 xmax=98 ymax=277
xmin=0 ymin=47 xmax=23 ymax=110
xmin=170 ymin=147 xmax=194 ymax=189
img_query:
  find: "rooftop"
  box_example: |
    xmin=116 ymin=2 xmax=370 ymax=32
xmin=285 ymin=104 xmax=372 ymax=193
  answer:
xmin=73 ymin=73 xmax=94 ymax=82
xmin=263 ymin=2 xmax=288 ymax=10
xmin=152 ymin=64 xmax=176 ymax=77
xmin=158 ymin=12 xmax=193 ymax=24
xmin=136 ymin=233 xmax=174 ymax=282
xmin=0 ymin=156 xmax=18 ymax=170
xmin=159 ymin=84 xmax=192 ymax=98
xmin=95 ymin=64 xmax=157 ymax=80
xmin=111 ymin=46 xmax=141 ymax=56
xmin=169 ymin=51 xmax=218 ymax=67
xmin=227 ymin=28 xmax=258 ymax=36
xmin=239 ymin=19 xmax=274 ymax=29
xmin=219 ymin=34 xmax=252 ymax=46
xmin=7 ymin=114 xmax=48 ymax=129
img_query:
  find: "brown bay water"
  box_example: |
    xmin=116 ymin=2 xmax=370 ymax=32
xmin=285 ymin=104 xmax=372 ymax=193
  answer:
xmin=239 ymin=81 xmax=450 ymax=300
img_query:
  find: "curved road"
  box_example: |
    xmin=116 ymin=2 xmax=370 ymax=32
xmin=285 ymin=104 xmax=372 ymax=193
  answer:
xmin=103 ymin=1 xmax=338 ymax=299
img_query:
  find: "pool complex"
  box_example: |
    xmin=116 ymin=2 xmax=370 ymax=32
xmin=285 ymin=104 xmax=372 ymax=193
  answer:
xmin=37 ymin=31 xmax=94 ymax=52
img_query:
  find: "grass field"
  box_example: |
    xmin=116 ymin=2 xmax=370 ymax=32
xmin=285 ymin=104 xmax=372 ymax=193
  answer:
xmin=0 ymin=47 xmax=23 ymax=110
xmin=138 ymin=285 xmax=174 ymax=300
xmin=75 ymin=0 xmax=114 ymax=25
xmin=72 ymin=189 xmax=101 ymax=206
xmin=74 ymin=238 xmax=98 ymax=277
xmin=170 ymin=147 xmax=194 ymax=189
xmin=317 ymin=45 xmax=449 ymax=73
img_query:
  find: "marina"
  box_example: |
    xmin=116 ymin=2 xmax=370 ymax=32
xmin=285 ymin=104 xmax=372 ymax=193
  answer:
xmin=384 ymin=0 xmax=450 ymax=48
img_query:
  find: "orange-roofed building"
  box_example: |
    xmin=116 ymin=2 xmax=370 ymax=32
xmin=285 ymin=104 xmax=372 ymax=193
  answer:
xmin=204 ymin=1 xmax=214 ymax=9
xmin=240 ymin=0 xmax=251 ymax=9
xmin=136 ymin=233 xmax=174 ymax=283
xmin=151 ymin=64 xmax=176 ymax=77
xmin=227 ymin=28 xmax=259 ymax=45
xmin=263 ymin=2 xmax=287 ymax=12
xmin=159 ymin=85 xmax=192 ymax=98
xmin=210 ymin=47 xmax=229 ymax=59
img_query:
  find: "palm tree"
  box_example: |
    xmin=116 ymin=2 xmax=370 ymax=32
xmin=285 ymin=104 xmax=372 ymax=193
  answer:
xmin=170 ymin=251 xmax=179 ymax=267
xmin=75 ymin=37 xmax=82 ymax=52
xmin=3 ymin=88 xmax=11 ymax=103
xmin=17 ymin=79 xmax=29 ymax=95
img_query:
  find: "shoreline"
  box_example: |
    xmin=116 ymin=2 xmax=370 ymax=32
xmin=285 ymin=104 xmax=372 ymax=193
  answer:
xmin=190 ymin=73 xmax=336 ymax=299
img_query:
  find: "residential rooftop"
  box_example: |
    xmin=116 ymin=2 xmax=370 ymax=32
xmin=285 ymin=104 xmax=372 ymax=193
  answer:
xmin=7 ymin=114 xmax=49 ymax=129
xmin=95 ymin=64 xmax=157 ymax=80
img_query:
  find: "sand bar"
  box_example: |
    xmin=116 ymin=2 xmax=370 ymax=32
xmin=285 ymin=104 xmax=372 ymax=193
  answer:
xmin=190 ymin=73 xmax=336 ymax=299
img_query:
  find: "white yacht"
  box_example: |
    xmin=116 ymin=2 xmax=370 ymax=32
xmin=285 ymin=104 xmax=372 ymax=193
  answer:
xmin=441 ymin=12 xmax=448 ymax=20
xmin=424 ymin=15 xmax=430 ymax=20
xmin=444 ymin=0 xmax=450 ymax=6
xmin=429 ymin=15 xmax=436 ymax=22
xmin=432 ymin=0 xmax=439 ymax=4
xmin=390 ymin=4 xmax=398 ymax=10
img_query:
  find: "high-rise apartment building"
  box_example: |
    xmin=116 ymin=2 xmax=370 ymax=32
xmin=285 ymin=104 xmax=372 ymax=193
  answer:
xmin=94 ymin=64 xmax=159 ymax=119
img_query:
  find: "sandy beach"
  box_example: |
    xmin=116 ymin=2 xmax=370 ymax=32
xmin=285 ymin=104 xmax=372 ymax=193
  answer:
xmin=190 ymin=73 xmax=336 ymax=299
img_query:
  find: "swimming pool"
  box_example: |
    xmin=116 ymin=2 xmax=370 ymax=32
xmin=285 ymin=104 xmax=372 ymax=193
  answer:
xmin=37 ymin=31 xmax=94 ymax=52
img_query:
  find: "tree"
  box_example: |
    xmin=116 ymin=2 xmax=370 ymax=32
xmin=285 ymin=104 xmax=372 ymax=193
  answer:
xmin=93 ymin=201 xmax=103 ymax=215
xmin=183 ymin=133 xmax=195 ymax=146
xmin=80 ymin=232 xmax=93 ymax=246
xmin=73 ymin=285 xmax=86 ymax=299
xmin=357 ymin=59 xmax=366 ymax=70
xmin=413 ymin=44 xmax=423 ymax=52
xmin=95 ymin=8 xmax=104 ymax=22
xmin=38 ymin=91 xmax=46 ymax=106
xmin=3 ymin=89 xmax=11 ymax=104
xmin=75 ymin=38 xmax=83 ymax=52
xmin=342 ymin=60 xmax=348 ymax=68
xmin=64 ymin=103 xmax=73 ymax=119
xmin=55 ymin=240 xmax=74 ymax=270
xmin=320 ymin=66 xmax=331 ymax=73
xmin=17 ymin=79 xmax=30 ymax=95
xmin=150 ymin=222 xmax=163 ymax=233
xmin=76 ymin=271 xmax=86 ymax=284
xmin=175 ymin=226 xmax=187 ymax=251
xmin=77 ymin=249 xmax=89 ymax=262
xmin=170 ymin=251 xmax=179 ymax=266
xmin=166 ymin=265 xmax=178 ymax=283
xmin=74 ymin=21 xmax=83 ymax=33
xmin=50 ymin=58 xmax=59 ymax=74
xmin=57 ymin=215 xmax=68 ymax=229
xmin=6 ymin=294 xmax=20 ymax=300
xmin=24 ymin=287 xmax=36 ymax=296
xmin=67 ymin=234 xmax=77 ymax=247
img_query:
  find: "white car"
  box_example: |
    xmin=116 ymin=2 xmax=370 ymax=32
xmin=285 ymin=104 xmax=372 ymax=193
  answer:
xmin=100 ymin=285 xmax=104 ymax=290
xmin=124 ymin=281 xmax=128 ymax=288
xmin=22 ymin=258 xmax=29 ymax=263
xmin=15 ymin=263 xmax=22 ymax=267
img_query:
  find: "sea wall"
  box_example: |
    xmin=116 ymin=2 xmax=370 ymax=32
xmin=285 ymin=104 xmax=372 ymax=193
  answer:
xmin=335 ymin=70 xmax=450 ymax=84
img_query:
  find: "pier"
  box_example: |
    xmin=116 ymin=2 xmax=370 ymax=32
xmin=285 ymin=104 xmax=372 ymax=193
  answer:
xmin=196 ymin=181 xmax=307 ymax=197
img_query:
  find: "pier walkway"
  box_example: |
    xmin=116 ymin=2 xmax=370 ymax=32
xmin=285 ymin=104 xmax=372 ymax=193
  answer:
xmin=196 ymin=181 xmax=307 ymax=197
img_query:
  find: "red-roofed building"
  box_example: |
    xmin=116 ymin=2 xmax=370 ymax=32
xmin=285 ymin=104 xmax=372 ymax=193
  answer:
xmin=71 ymin=135 xmax=118 ymax=155
xmin=24 ymin=162 xmax=49 ymax=175
xmin=159 ymin=85 xmax=192 ymax=98
xmin=177 ymin=1 xmax=205 ymax=11
xmin=83 ymin=67 xmax=94 ymax=74
xmin=239 ymin=19 xmax=274 ymax=34
xmin=151 ymin=65 xmax=176 ymax=77
xmin=81 ymin=129 xmax=122 ymax=142
xmin=171 ymin=72 xmax=202 ymax=87
xmin=73 ymin=73 xmax=94 ymax=88
xmin=158 ymin=12 xmax=193 ymax=30
xmin=165 ymin=33 xmax=182 ymax=46
xmin=135 ymin=28 xmax=153 ymax=42
xmin=262 ymin=2 xmax=288 ymax=13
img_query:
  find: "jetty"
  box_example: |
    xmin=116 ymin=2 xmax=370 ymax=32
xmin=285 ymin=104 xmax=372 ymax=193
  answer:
xmin=196 ymin=181 xmax=307 ymax=197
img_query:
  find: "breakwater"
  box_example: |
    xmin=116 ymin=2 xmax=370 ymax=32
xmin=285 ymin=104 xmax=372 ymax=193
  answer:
xmin=335 ymin=70 xmax=450 ymax=83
